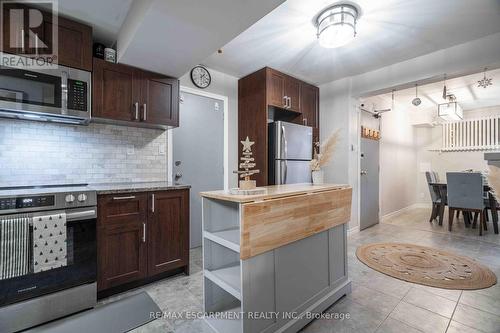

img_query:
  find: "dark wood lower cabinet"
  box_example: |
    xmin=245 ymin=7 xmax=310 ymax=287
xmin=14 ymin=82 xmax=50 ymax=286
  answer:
xmin=148 ymin=190 xmax=189 ymax=275
xmin=97 ymin=190 xmax=189 ymax=293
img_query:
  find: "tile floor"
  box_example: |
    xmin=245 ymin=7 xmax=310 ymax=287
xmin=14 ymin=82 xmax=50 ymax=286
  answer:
xmin=103 ymin=207 xmax=500 ymax=333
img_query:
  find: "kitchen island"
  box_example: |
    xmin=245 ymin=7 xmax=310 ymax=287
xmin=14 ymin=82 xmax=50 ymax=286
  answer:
xmin=200 ymin=183 xmax=352 ymax=333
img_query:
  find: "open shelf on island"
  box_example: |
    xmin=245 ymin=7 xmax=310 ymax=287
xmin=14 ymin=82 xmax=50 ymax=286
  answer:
xmin=205 ymin=306 xmax=242 ymax=333
xmin=204 ymin=228 xmax=240 ymax=252
xmin=204 ymin=265 xmax=241 ymax=300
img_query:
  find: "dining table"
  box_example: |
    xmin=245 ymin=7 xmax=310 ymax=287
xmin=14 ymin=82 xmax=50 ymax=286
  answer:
xmin=428 ymin=182 xmax=499 ymax=234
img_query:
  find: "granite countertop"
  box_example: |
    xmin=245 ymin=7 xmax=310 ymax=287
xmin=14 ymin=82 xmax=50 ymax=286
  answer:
xmin=90 ymin=181 xmax=190 ymax=194
xmin=200 ymin=183 xmax=350 ymax=203
xmin=0 ymin=181 xmax=190 ymax=197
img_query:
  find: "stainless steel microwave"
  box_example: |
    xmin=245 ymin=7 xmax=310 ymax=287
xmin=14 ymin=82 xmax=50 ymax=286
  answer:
xmin=0 ymin=53 xmax=91 ymax=125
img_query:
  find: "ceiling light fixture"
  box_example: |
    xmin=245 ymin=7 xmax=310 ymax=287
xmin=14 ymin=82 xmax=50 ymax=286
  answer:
xmin=315 ymin=3 xmax=359 ymax=48
xmin=438 ymin=95 xmax=463 ymax=121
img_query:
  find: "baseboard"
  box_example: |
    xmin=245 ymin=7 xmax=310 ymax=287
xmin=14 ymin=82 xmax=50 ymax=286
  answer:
xmin=347 ymin=225 xmax=360 ymax=235
xmin=381 ymin=203 xmax=430 ymax=222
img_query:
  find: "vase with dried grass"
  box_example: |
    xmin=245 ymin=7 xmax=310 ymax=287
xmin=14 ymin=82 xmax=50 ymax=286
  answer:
xmin=310 ymin=130 xmax=340 ymax=184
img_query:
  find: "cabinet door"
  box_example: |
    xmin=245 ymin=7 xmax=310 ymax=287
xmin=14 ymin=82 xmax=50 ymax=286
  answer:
xmin=300 ymin=83 xmax=319 ymax=126
xmin=43 ymin=15 xmax=92 ymax=71
xmin=97 ymin=194 xmax=148 ymax=291
xmin=148 ymin=190 xmax=189 ymax=276
xmin=285 ymin=77 xmax=301 ymax=112
xmin=93 ymin=58 xmax=141 ymax=122
xmin=267 ymin=69 xmax=286 ymax=108
xmin=142 ymin=74 xmax=179 ymax=126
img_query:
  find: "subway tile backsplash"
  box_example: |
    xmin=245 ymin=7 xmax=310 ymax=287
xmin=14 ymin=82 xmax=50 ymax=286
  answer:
xmin=0 ymin=119 xmax=167 ymax=186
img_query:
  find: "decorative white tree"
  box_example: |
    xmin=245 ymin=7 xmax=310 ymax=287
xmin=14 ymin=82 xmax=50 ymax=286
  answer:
xmin=233 ymin=136 xmax=260 ymax=189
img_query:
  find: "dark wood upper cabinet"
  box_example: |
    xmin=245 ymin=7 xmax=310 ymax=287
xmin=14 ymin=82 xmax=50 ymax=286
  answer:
xmin=97 ymin=194 xmax=148 ymax=291
xmin=1 ymin=4 xmax=92 ymax=71
xmin=97 ymin=190 xmax=189 ymax=293
xmin=266 ymin=68 xmax=301 ymax=113
xmin=239 ymin=67 xmax=319 ymax=186
xmin=93 ymin=58 xmax=180 ymax=128
xmin=148 ymin=190 xmax=189 ymax=276
xmin=268 ymin=70 xmax=286 ymax=108
xmin=298 ymin=82 xmax=320 ymax=143
xmin=93 ymin=58 xmax=140 ymax=122
xmin=141 ymin=74 xmax=179 ymax=127
xmin=43 ymin=15 xmax=92 ymax=71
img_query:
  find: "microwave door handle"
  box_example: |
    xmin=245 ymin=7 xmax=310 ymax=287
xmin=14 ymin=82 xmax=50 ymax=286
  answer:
xmin=61 ymin=71 xmax=68 ymax=115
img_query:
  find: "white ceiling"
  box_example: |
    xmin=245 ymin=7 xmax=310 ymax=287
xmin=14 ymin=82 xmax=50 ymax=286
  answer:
xmin=115 ymin=0 xmax=285 ymax=78
xmin=203 ymin=0 xmax=500 ymax=84
xmin=55 ymin=0 xmax=133 ymax=46
xmin=362 ymin=68 xmax=500 ymax=112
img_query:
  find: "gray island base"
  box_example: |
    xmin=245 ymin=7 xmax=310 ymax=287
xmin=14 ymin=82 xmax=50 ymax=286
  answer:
xmin=200 ymin=184 xmax=353 ymax=333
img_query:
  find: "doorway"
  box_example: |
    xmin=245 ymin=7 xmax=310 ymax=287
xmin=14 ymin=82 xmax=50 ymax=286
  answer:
xmin=360 ymin=137 xmax=380 ymax=230
xmin=171 ymin=89 xmax=226 ymax=248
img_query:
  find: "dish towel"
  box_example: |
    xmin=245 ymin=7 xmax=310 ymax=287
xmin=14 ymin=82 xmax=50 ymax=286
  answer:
xmin=0 ymin=214 xmax=31 ymax=280
xmin=33 ymin=212 xmax=67 ymax=273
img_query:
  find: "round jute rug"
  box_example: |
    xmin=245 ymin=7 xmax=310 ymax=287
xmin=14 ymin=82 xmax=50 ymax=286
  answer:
xmin=356 ymin=243 xmax=497 ymax=290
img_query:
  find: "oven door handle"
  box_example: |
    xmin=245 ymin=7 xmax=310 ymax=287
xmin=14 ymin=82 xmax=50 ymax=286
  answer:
xmin=66 ymin=209 xmax=97 ymax=221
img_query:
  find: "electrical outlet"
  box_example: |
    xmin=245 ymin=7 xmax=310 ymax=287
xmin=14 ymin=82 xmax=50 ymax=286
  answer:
xmin=127 ymin=145 xmax=135 ymax=155
xmin=159 ymin=145 xmax=166 ymax=155
xmin=214 ymin=102 xmax=220 ymax=111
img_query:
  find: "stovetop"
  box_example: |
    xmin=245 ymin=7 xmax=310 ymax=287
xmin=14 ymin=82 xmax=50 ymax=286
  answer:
xmin=0 ymin=183 xmax=88 ymax=191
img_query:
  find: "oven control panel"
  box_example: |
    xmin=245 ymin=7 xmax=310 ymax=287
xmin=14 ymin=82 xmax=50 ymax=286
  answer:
xmin=67 ymin=79 xmax=88 ymax=112
xmin=0 ymin=195 xmax=55 ymax=211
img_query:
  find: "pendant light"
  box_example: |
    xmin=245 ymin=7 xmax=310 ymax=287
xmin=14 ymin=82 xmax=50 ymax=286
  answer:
xmin=412 ymin=84 xmax=421 ymax=106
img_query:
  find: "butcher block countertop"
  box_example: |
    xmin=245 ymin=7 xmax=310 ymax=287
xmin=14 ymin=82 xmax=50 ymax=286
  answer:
xmin=199 ymin=183 xmax=350 ymax=203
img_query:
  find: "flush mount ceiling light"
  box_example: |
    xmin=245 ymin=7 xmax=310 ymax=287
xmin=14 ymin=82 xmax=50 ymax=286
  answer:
xmin=315 ymin=3 xmax=360 ymax=48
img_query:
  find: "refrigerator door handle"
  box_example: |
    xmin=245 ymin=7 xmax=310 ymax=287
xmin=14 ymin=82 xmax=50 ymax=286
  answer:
xmin=281 ymin=125 xmax=288 ymax=159
xmin=284 ymin=160 xmax=288 ymax=184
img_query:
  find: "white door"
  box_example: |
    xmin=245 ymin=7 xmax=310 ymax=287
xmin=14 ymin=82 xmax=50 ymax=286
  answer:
xmin=172 ymin=91 xmax=224 ymax=248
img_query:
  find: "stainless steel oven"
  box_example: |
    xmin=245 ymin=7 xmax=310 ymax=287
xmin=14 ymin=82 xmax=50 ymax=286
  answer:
xmin=0 ymin=53 xmax=91 ymax=124
xmin=0 ymin=185 xmax=97 ymax=333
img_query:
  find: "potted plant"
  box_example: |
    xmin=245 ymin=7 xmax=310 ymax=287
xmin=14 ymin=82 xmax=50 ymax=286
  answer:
xmin=310 ymin=130 xmax=339 ymax=184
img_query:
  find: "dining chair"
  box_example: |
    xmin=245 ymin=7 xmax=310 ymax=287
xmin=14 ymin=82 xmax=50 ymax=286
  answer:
xmin=426 ymin=171 xmax=445 ymax=225
xmin=447 ymin=172 xmax=487 ymax=235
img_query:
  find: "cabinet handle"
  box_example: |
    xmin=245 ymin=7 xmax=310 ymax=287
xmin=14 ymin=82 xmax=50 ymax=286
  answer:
xmin=134 ymin=102 xmax=139 ymax=120
xmin=151 ymin=194 xmax=155 ymax=213
xmin=288 ymin=97 xmax=291 ymax=109
xmin=112 ymin=195 xmax=136 ymax=200
xmin=303 ymin=118 xmax=307 ymax=126
xmin=142 ymin=223 xmax=146 ymax=243
xmin=21 ymin=29 xmax=25 ymax=52
xmin=283 ymin=96 xmax=288 ymax=108
xmin=143 ymin=103 xmax=147 ymax=121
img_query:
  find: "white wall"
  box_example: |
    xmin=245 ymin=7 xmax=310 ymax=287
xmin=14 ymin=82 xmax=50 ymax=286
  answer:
xmin=319 ymin=32 xmax=500 ymax=230
xmin=416 ymin=105 xmax=500 ymax=204
xmin=179 ymin=67 xmax=239 ymax=188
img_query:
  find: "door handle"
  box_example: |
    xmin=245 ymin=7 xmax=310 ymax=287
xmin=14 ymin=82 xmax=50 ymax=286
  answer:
xmin=175 ymin=173 xmax=182 ymax=179
xmin=284 ymin=160 xmax=288 ymax=184
xmin=142 ymin=223 xmax=146 ymax=243
xmin=113 ymin=195 xmax=136 ymax=200
xmin=142 ymin=103 xmax=147 ymax=121
xmin=361 ymin=170 xmax=368 ymax=175
xmin=134 ymin=102 xmax=139 ymax=120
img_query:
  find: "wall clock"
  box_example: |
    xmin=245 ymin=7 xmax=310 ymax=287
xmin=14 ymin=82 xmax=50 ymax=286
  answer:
xmin=190 ymin=65 xmax=211 ymax=89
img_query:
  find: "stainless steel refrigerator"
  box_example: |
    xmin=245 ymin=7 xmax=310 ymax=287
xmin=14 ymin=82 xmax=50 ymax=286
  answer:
xmin=268 ymin=121 xmax=313 ymax=184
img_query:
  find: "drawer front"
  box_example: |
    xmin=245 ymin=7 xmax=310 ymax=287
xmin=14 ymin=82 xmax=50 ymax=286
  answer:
xmin=98 ymin=193 xmax=147 ymax=226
